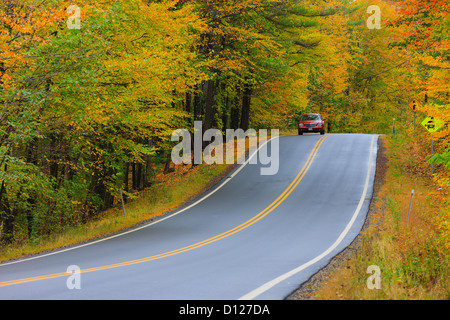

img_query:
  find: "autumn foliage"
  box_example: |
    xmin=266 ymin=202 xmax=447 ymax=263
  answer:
xmin=0 ymin=0 xmax=448 ymax=249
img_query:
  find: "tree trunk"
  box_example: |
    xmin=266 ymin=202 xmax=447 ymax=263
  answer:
xmin=203 ymin=79 xmax=215 ymax=132
xmin=240 ymin=82 xmax=252 ymax=131
xmin=49 ymin=133 xmax=59 ymax=185
xmin=185 ymin=92 xmax=192 ymax=113
xmin=132 ymin=162 xmax=136 ymax=190
xmin=229 ymin=82 xmax=241 ymax=130
xmin=193 ymin=84 xmax=202 ymax=123
xmin=123 ymin=162 xmax=129 ymax=203
xmin=0 ymin=177 xmax=13 ymax=243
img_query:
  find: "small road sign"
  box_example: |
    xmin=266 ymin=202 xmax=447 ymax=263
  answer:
xmin=421 ymin=116 xmax=444 ymax=133
xmin=408 ymin=99 xmax=421 ymax=112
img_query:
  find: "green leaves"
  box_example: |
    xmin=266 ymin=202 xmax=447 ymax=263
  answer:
xmin=430 ymin=149 xmax=450 ymax=168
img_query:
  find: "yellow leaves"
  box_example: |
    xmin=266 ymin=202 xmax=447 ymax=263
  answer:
xmin=419 ymin=55 xmax=450 ymax=69
xmin=101 ymin=0 xmax=208 ymax=103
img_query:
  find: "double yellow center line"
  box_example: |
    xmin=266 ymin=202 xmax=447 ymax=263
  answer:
xmin=0 ymin=135 xmax=329 ymax=288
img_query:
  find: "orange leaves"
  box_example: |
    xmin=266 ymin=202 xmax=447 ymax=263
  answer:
xmin=0 ymin=1 xmax=69 ymax=90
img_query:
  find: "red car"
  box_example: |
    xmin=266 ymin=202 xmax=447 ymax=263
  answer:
xmin=297 ymin=113 xmax=326 ymax=135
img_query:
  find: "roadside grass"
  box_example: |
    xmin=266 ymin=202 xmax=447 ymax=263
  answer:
xmin=314 ymin=132 xmax=449 ymax=300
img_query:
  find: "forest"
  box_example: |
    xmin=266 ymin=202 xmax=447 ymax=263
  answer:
xmin=0 ymin=0 xmax=448 ymax=249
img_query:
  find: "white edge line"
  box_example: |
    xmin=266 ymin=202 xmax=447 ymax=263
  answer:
xmin=0 ymin=136 xmax=276 ymax=266
xmin=238 ymin=135 xmax=377 ymax=300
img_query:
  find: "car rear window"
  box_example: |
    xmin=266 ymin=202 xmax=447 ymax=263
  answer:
xmin=300 ymin=114 xmax=320 ymax=120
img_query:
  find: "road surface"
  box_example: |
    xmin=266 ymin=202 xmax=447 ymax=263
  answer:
xmin=0 ymin=133 xmax=378 ymax=300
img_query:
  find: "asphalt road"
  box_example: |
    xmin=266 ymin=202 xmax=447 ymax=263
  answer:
xmin=0 ymin=133 xmax=378 ymax=300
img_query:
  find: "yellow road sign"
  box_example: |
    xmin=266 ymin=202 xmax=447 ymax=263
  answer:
xmin=408 ymin=98 xmax=421 ymax=112
xmin=421 ymin=116 xmax=444 ymax=133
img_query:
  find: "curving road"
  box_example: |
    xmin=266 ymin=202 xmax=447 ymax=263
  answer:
xmin=0 ymin=133 xmax=378 ymax=300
